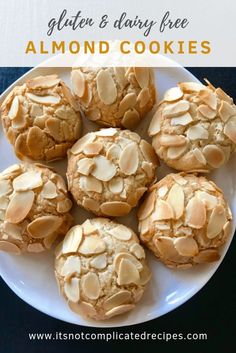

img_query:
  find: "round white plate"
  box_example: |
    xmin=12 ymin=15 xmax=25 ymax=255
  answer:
xmin=0 ymin=65 xmax=235 ymax=328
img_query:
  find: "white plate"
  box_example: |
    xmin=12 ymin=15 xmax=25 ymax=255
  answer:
xmin=0 ymin=64 xmax=235 ymax=328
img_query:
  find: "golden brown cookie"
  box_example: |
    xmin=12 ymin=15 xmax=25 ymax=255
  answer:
xmin=1 ymin=74 xmax=82 ymax=161
xmin=0 ymin=163 xmax=73 ymax=254
xmin=149 ymin=81 xmax=236 ymax=172
xmin=55 ymin=218 xmax=151 ymax=320
xmin=138 ymin=173 xmax=232 ymax=269
xmin=67 ymin=128 xmax=158 ymax=217
xmin=71 ymin=67 xmax=156 ymax=129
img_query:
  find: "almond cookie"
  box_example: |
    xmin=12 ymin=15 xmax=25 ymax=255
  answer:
xmin=55 ymin=218 xmax=151 ymax=320
xmin=138 ymin=173 xmax=232 ymax=269
xmin=0 ymin=163 xmax=73 ymax=254
xmin=149 ymin=80 xmax=236 ymax=172
xmin=71 ymin=67 xmax=156 ymax=129
xmin=1 ymin=74 xmax=82 ymax=161
xmin=67 ymin=128 xmax=158 ymax=217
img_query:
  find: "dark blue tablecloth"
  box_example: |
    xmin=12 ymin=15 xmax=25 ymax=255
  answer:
xmin=0 ymin=68 xmax=235 ymax=353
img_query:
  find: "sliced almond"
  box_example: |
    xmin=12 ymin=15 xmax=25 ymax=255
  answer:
xmin=152 ymin=200 xmax=174 ymax=221
xmin=12 ymin=110 xmax=27 ymax=129
xmin=148 ymin=110 xmax=161 ymax=136
xmin=186 ymin=125 xmax=209 ymax=140
xmin=203 ymin=145 xmax=225 ymax=168
xmin=27 ymin=243 xmax=45 ymax=253
xmin=192 ymin=148 xmax=207 ymax=165
xmin=68 ymin=301 xmax=96 ymax=317
xmin=114 ymin=252 xmax=143 ymax=272
xmin=207 ymin=205 xmax=227 ymax=239
xmin=158 ymin=185 xmax=169 ymax=197
xmin=137 ymin=88 xmax=150 ymax=108
xmin=140 ymin=139 xmax=158 ymax=165
xmin=5 ymin=191 xmax=34 ymax=224
xmin=171 ymin=112 xmax=193 ymax=126
xmin=164 ymin=87 xmax=183 ymax=102
xmin=79 ymin=236 xmax=106 ymax=255
xmin=0 ymin=179 xmax=12 ymax=197
xmin=96 ymin=128 xmax=117 ymax=137
xmin=162 ymin=100 xmax=190 ymax=118
xmin=57 ymin=199 xmax=73 ymax=214
xmin=178 ymin=82 xmax=205 ymax=93
xmin=61 ymin=82 xmax=79 ymax=111
xmin=13 ymin=171 xmax=42 ymax=191
xmin=174 ymin=237 xmax=198 ymax=257
xmin=91 ymin=155 xmax=116 ymax=181
xmin=27 ymin=74 xmax=60 ymax=89
xmin=100 ymin=201 xmax=131 ymax=216
xmin=87 ymin=108 xmax=101 ymax=121
xmin=119 ymin=93 xmax=137 ymax=116
xmin=27 ymin=215 xmax=62 ymax=238
xmin=117 ymin=258 xmax=140 ymax=285
xmin=70 ymin=133 xmax=96 ymax=155
xmin=9 ymin=96 xmax=20 ymax=120
xmin=108 ymin=177 xmax=124 ymax=194
xmin=223 ymin=221 xmax=232 ymax=238
xmin=185 ymin=197 xmax=206 ymax=229
xmin=196 ymin=191 xmax=218 ymax=210
xmin=114 ymin=67 xmax=127 ymax=88
xmin=166 ymin=183 xmax=184 ymax=219
xmin=130 ymin=243 xmax=145 ymax=259
xmin=0 ymin=196 xmax=9 ymax=210
xmin=198 ymin=89 xmax=217 ymax=110
xmin=167 ymin=144 xmax=188 ymax=159
xmin=90 ymin=254 xmax=107 ymax=270
xmin=197 ymin=104 xmax=216 ymax=119
xmin=109 ymin=225 xmax=132 ymax=241
xmin=106 ymin=144 xmax=122 ymax=160
xmin=80 ymin=175 xmax=103 ymax=193
xmin=26 ymin=92 xmax=61 ymax=105
xmin=96 ymin=69 xmax=117 ymax=105
xmin=159 ymin=134 xmax=187 ymax=147
xmin=77 ymin=158 xmax=95 ymax=175
xmin=104 ymin=290 xmax=131 ymax=310
xmin=141 ymin=161 xmax=154 ymax=178
xmin=137 ymin=190 xmax=156 ymax=220
xmin=81 ymin=272 xmax=100 ymax=300
xmin=121 ymin=109 xmax=140 ymax=129
xmin=154 ymin=236 xmax=179 ymax=259
xmin=134 ymin=67 xmax=149 ymax=89
xmin=71 ymin=70 xmax=85 ymax=98
xmin=64 ymin=277 xmax=80 ymax=302
xmin=82 ymin=219 xmax=98 ymax=235
xmin=224 ymin=117 xmax=236 ymax=144
xmin=193 ymin=249 xmax=220 ymax=263
xmin=119 ymin=143 xmax=139 ymax=175
xmin=0 ymin=241 xmax=21 ymax=254
xmin=62 ymin=226 xmax=83 ymax=254
xmin=41 ymin=181 xmax=57 ymax=199
xmin=105 ymin=304 xmax=135 ymax=318
xmin=61 ymin=256 xmax=81 ymax=276
xmin=83 ymin=142 xmax=103 ymax=156
xmin=3 ymin=222 xmax=22 ymax=240
xmin=82 ymin=198 xmax=100 ymax=212
xmin=215 ymin=87 xmax=233 ymax=104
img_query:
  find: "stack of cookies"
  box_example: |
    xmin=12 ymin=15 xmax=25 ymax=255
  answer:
xmin=0 ymin=67 xmax=235 ymax=321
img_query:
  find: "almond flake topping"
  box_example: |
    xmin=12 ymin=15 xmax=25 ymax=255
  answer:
xmin=130 ymin=243 xmax=145 ymax=259
xmin=91 ymin=155 xmax=116 ymax=181
xmin=154 ymin=236 xmax=179 ymax=259
xmin=207 ymin=205 xmax=227 ymax=239
xmin=192 ymin=148 xmax=207 ymax=165
xmin=109 ymin=225 xmax=132 ymax=241
xmin=196 ymin=191 xmax=218 ymax=209
xmin=166 ymin=184 xmax=184 ymax=219
xmin=203 ymin=145 xmax=225 ymax=168
xmin=27 ymin=74 xmax=60 ymax=89
xmin=62 ymin=226 xmax=83 ymax=254
xmin=117 ymin=258 xmax=140 ymax=285
xmin=41 ymin=181 xmax=57 ymax=199
xmin=197 ymin=104 xmax=216 ymax=119
xmin=194 ymin=249 xmax=220 ymax=263
xmin=96 ymin=69 xmax=117 ymax=105
xmin=198 ymin=89 xmax=217 ymax=110
xmin=134 ymin=67 xmax=149 ymax=89
xmin=148 ymin=110 xmax=161 ymax=136
xmin=108 ymin=177 xmax=124 ymax=194
xmin=100 ymin=201 xmax=131 ymax=216
xmin=96 ymin=128 xmax=117 ymax=137
xmin=13 ymin=171 xmax=42 ymax=191
xmin=0 ymin=180 xmax=12 ymax=197
xmin=224 ymin=117 xmax=236 ymax=144
xmin=185 ymin=197 xmax=206 ymax=229
xmin=164 ymin=87 xmax=183 ymax=102
xmin=104 ymin=290 xmax=131 ymax=310
xmin=178 ymin=82 xmax=205 ymax=93
xmin=83 ymin=142 xmax=103 ymax=156
xmin=114 ymin=252 xmax=143 ymax=272
xmin=119 ymin=143 xmax=139 ymax=175
xmin=64 ymin=278 xmax=80 ymax=303
xmin=171 ymin=113 xmax=193 ymax=126
xmin=71 ymin=70 xmax=85 ymax=98
xmin=71 ymin=133 xmax=96 ymax=155
xmin=137 ymin=190 xmax=156 ymax=220
xmin=77 ymin=158 xmax=95 ymax=176
xmin=79 ymin=236 xmax=106 ymax=255
xmin=159 ymin=134 xmax=187 ymax=147
xmin=5 ymin=191 xmax=34 ymax=224
xmin=90 ymin=254 xmax=107 ymax=270
xmin=105 ymin=304 xmax=135 ymax=318
xmin=167 ymin=144 xmax=188 ymax=160
xmin=61 ymin=256 xmax=81 ymax=276
xmin=9 ymin=96 xmax=20 ymax=120
xmin=81 ymin=272 xmax=100 ymax=300
xmin=163 ymin=100 xmax=190 ymax=118
xmin=80 ymin=175 xmax=103 ymax=193
xmin=0 ymin=241 xmax=21 ymax=254
xmin=26 ymin=93 xmax=61 ymax=105
xmin=140 ymin=140 xmax=158 ymax=165
xmin=27 ymin=215 xmax=62 ymax=238
xmin=186 ymin=125 xmax=209 ymax=140
xmin=174 ymin=237 xmax=199 ymax=257
xmin=152 ymin=200 xmax=174 ymax=221
xmin=119 ymin=93 xmax=137 ymax=116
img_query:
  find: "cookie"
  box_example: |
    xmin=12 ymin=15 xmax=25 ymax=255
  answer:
xmin=71 ymin=67 xmax=156 ymax=129
xmin=55 ymin=218 xmax=151 ymax=320
xmin=67 ymin=128 xmax=158 ymax=217
xmin=138 ymin=173 xmax=232 ymax=269
xmin=0 ymin=163 xmax=73 ymax=254
xmin=149 ymin=80 xmax=236 ymax=172
xmin=1 ymin=74 xmax=82 ymax=161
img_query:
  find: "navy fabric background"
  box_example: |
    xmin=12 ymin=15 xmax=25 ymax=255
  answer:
xmin=0 ymin=68 xmax=235 ymax=353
